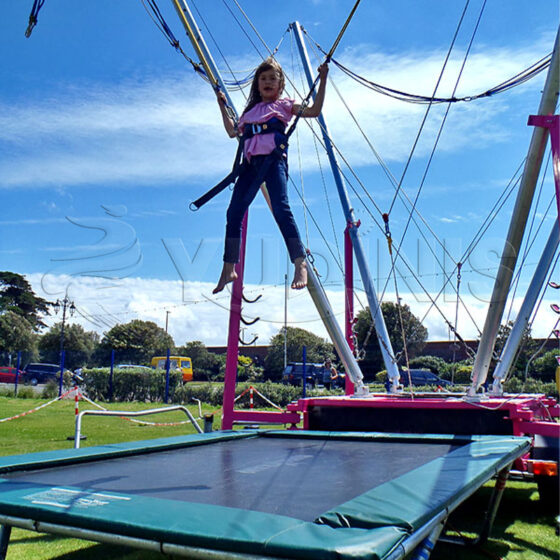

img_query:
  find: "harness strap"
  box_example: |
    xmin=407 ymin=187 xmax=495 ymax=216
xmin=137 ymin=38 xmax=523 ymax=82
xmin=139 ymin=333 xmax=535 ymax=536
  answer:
xmin=241 ymin=117 xmax=286 ymax=140
xmin=190 ymin=117 xmax=288 ymax=211
xmin=191 ymin=139 xmax=245 ymax=211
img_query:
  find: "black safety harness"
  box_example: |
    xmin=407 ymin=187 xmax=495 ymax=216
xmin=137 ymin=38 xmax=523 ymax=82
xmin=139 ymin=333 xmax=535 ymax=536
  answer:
xmin=190 ymin=117 xmax=288 ymax=211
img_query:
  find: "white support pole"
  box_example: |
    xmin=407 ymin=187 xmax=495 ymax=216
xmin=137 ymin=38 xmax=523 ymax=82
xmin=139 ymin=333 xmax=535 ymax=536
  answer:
xmin=306 ymin=260 xmax=368 ymax=395
xmin=469 ymin=28 xmax=560 ymax=396
xmin=491 ymin=221 xmax=560 ymax=394
xmin=291 ymin=21 xmax=400 ymax=390
xmin=171 ymin=0 xmax=237 ymax=117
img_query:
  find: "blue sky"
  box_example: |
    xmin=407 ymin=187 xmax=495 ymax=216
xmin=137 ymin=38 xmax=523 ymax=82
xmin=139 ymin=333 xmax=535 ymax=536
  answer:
xmin=1 ymin=1 xmax=559 ymax=348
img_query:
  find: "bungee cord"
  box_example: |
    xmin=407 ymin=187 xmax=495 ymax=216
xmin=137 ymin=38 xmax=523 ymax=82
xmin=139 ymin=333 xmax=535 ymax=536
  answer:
xmin=414 ymin=160 xmax=531 ymax=340
xmin=505 ymin=154 xmax=553 ymax=325
xmin=304 ymin=33 xmax=460 ymax=268
xmin=302 ymin=33 xmax=480 ymax=352
xmin=25 ymin=0 xmax=557 ymax=361
xmin=141 ymin=0 xmax=206 ymax=76
xmin=307 ymin=37 xmax=552 ymax=106
xmin=223 ymin=0 xmax=270 ymax=60
xmin=24 ymin=0 xmax=45 ymax=37
xmin=387 ymin=0 xmax=473 ymax=216
xmin=377 ymin=0 xmax=488 ymax=317
xmin=350 ymin=1 xmax=484 ymax=360
xmin=282 ymin=25 xmax=489 ymax=348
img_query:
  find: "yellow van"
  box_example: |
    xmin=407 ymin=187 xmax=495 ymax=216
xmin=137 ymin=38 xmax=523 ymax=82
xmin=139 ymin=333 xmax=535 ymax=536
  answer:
xmin=150 ymin=356 xmax=193 ymax=383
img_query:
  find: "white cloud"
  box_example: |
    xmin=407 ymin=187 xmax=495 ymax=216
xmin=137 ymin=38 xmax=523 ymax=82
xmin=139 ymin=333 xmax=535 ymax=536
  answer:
xmin=27 ymin=273 xmax=559 ymax=351
xmin=0 ymin=39 xmax=549 ymax=189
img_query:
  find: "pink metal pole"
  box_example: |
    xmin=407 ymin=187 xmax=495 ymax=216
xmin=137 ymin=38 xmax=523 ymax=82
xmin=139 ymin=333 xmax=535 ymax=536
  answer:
xmin=528 ymin=115 xmax=560 ymax=224
xmin=221 ymin=212 xmax=248 ymax=430
xmin=344 ymin=224 xmax=355 ymax=396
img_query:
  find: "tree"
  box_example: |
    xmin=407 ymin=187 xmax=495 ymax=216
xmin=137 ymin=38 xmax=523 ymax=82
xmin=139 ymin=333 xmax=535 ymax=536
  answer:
xmin=0 ymin=310 xmax=38 ymax=364
xmin=354 ymin=301 xmax=428 ymax=379
xmin=0 ymin=272 xmax=52 ymax=331
xmin=408 ymin=355 xmax=449 ymax=376
xmin=491 ymin=321 xmax=537 ymax=378
xmin=176 ymin=340 xmax=220 ymax=381
xmin=265 ymin=327 xmax=334 ymax=381
xmin=93 ymin=320 xmax=175 ymax=365
xmin=38 ymin=323 xmax=99 ymax=369
xmin=527 ymin=349 xmax=557 ymax=382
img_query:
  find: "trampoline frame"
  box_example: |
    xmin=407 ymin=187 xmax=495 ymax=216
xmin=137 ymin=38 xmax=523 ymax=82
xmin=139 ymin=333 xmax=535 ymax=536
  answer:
xmin=0 ymin=430 xmax=529 ymax=560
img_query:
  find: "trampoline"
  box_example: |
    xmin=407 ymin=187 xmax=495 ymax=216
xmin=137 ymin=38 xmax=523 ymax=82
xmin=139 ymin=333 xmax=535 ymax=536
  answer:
xmin=0 ymin=430 xmax=529 ymax=559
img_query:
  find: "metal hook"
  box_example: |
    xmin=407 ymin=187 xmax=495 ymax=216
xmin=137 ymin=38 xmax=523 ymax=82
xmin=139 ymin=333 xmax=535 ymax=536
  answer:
xmin=239 ymin=334 xmax=258 ymax=346
xmin=188 ymin=201 xmax=199 ymax=212
xmin=242 ymin=293 xmax=262 ymax=304
xmin=240 ymin=315 xmax=260 ymax=326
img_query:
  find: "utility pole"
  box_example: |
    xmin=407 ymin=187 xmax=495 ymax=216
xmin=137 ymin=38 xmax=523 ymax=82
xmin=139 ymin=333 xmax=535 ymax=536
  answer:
xmin=54 ymin=295 xmax=75 ymax=397
xmin=54 ymin=295 xmax=75 ymax=359
xmin=165 ymin=310 xmax=171 ymax=333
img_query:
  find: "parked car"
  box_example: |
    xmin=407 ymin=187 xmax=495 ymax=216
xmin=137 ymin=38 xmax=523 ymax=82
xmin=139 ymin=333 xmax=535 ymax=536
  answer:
xmin=0 ymin=367 xmax=23 ymax=383
xmin=392 ymin=368 xmax=452 ymax=389
xmin=282 ymin=362 xmax=345 ymax=388
xmin=21 ymin=363 xmax=67 ymax=385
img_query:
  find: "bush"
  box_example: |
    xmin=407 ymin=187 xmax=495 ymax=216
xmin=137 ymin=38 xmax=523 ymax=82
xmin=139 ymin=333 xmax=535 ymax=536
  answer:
xmin=448 ymin=364 xmax=472 ymax=384
xmin=375 ymin=370 xmax=387 ymax=383
xmin=0 ymin=385 xmax=36 ymax=399
xmin=75 ymin=369 xmax=314 ymax=408
xmin=80 ymin=368 xmax=183 ymax=402
xmin=175 ymin=381 xmax=326 ymax=409
xmin=42 ymin=380 xmax=60 ymax=399
xmin=530 ymin=350 xmax=558 ymax=382
xmin=408 ymin=356 xmax=448 ymax=376
xmin=503 ymin=377 xmax=558 ymax=399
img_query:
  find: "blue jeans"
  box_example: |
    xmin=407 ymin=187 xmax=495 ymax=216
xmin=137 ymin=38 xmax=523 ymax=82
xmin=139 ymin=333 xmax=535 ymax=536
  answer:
xmin=223 ymin=154 xmax=305 ymax=263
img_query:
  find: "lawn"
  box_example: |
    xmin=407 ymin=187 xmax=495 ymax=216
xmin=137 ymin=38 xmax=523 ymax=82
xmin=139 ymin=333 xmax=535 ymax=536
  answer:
xmin=0 ymin=396 xmax=558 ymax=559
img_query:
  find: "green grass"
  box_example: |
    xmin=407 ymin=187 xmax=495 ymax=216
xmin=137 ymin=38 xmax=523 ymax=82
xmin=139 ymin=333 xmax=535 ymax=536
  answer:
xmin=0 ymin=396 xmax=558 ymax=559
xmin=433 ymin=481 xmax=559 ymax=559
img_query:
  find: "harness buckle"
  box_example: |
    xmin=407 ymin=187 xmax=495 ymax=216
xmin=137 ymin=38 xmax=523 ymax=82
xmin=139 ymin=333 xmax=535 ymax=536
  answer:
xmin=251 ymin=123 xmax=262 ymax=135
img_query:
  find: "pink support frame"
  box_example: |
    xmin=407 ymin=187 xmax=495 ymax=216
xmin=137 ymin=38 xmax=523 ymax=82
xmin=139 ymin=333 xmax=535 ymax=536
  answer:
xmin=528 ymin=115 xmax=560 ymax=223
xmin=221 ymin=211 xmax=300 ymax=429
xmin=344 ymin=224 xmax=356 ymax=396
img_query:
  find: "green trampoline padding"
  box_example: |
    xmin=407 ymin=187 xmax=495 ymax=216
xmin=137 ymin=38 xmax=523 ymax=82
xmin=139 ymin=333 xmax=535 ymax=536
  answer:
xmin=0 ymin=431 xmax=530 ymax=560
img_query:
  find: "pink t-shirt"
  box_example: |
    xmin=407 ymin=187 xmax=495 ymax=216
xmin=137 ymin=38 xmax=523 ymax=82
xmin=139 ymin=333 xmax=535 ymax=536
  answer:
xmin=239 ymin=98 xmax=294 ymax=159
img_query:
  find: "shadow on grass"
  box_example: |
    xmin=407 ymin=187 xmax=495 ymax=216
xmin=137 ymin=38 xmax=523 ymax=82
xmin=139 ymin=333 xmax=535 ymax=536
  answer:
xmin=11 ymin=531 xmax=163 ymax=559
xmin=11 ymin=532 xmax=62 ymax=545
xmin=49 ymin=543 xmax=163 ymax=560
xmin=433 ymin=482 xmax=559 ymax=560
xmin=13 ymin=534 xmax=163 ymax=560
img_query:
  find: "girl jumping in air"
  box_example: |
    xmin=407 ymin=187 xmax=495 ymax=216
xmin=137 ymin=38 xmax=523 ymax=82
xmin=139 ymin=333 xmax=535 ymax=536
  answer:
xmin=213 ymin=57 xmax=329 ymax=294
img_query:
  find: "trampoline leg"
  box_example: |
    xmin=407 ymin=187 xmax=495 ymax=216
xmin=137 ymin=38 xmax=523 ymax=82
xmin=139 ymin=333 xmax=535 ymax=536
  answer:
xmin=410 ymin=520 xmax=445 ymax=560
xmin=0 ymin=524 xmax=11 ymax=560
xmin=203 ymin=413 xmax=214 ymax=433
xmin=441 ymin=463 xmax=512 ymax=548
xmin=478 ymin=464 xmax=511 ymax=545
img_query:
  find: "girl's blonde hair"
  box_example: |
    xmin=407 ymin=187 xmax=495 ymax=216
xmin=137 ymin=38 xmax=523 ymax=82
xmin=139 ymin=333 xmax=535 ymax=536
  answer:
xmin=242 ymin=57 xmax=285 ymax=115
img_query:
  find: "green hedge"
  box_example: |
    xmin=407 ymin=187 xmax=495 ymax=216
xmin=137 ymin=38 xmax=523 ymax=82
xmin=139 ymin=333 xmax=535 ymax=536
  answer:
xmin=80 ymin=368 xmax=182 ymax=402
xmin=503 ymin=377 xmax=558 ymax=399
xmin=173 ymin=381 xmax=339 ymax=408
xmin=76 ymin=370 xmax=334 ymax=407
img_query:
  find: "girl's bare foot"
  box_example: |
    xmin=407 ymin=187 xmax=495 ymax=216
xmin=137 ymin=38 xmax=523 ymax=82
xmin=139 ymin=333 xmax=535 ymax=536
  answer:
xmin=291 ymin=257 xmax=307 ymax=290
xmin=213 ymin=262 xmax=237 ymax=294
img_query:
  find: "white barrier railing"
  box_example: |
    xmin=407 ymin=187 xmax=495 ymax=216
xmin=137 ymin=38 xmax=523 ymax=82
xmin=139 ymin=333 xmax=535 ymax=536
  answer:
xmin=74 ymin=405 xmax=203 ymax=448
